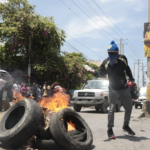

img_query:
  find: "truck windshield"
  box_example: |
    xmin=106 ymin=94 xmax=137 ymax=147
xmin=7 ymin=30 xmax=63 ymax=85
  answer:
xmin=139 ymin=92 xmax=146 ymax=97
xmin=83 ymin=80 xmax=109 ymax=89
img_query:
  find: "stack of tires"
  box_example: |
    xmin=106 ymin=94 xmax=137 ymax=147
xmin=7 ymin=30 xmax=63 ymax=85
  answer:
xmin=0 ymin=99 xmax=93 ymax=150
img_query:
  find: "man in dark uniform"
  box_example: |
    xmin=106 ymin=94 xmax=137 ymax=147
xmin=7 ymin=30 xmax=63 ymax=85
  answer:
xmin=92 ymin=41 xmax=135 ymax=139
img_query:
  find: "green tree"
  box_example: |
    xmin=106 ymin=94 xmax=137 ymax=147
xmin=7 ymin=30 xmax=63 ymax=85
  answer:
xmin=0 ymin=0 xmax=66 ymax=69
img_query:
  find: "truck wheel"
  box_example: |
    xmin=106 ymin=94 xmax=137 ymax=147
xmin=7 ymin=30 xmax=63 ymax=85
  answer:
xmin=95 ymin=105 xmax=100 ymax=112
xmin=116 ymin=100 xmax=121 ymax=112
xmin=135 ymin=104 xmax=138 ymax=109
xmin=73 ymin=104 xmax=82 ymax=112
xmin=100 ymin=99 xmax=108 ymax=113
xmin=140 ymin=105 xmax=142 ymax=109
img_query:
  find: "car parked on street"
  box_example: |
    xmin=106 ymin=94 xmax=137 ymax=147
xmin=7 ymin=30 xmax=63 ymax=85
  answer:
xmin=134 ymin=87 xmax=147 ymax=109
xmin=71 ymin=78 xmax=122 ymax=113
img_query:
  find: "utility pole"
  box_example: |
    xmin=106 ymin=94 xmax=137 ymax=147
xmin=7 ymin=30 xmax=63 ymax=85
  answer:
xmin=147 ymin=0 xmax=150 ymax=97
xmin=121 ymin=43 xmax=127 ymax=55
xmin=139 ymin=0 xmax=150 ymax=118
xmin=120 ymin=38 xmax=122 ymax=54
xmin=134 ymin=62 xmax=136 ymax=78
xmin=140 ymin=63 xmax=146 ymax=87
xmin=122 ymin=44 xmax=124 ymax=55
xmin=116 ymin=39 xmax=127 ymax=55
xmin=135 ymin=60 xmax=143 ymax=88
xmin=28 ymin=36 xmax=31 ymax=85
xmin=137 ymin=60 xmax=140 ymax=88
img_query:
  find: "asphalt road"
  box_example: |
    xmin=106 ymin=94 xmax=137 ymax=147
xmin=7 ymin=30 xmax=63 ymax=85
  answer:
xmin=78 ymin=106 xmax=150 ymax=150
xmin=0 ymin=106 xmax=150 ymax=150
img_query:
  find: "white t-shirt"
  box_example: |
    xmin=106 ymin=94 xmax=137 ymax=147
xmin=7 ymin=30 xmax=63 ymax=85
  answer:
xmin=0 ymin=79 xmax=6 ymax=91
xmin=13 ymin=84 xmax=21 ymax=92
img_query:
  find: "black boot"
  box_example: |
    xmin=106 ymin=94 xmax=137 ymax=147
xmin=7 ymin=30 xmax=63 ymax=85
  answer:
xmin=122 ymin=124 xmax=135 ymax=136
xmin=107 ymin=128 xmax=116 ymax=139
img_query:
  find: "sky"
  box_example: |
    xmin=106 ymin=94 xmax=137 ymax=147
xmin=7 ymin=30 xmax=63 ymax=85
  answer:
xmin=1 ymin=0 xmax=149 ymax=87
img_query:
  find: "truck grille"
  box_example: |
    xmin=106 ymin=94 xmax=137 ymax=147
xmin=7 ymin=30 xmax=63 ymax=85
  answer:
xmin=78 ymin=92 xmax=95 ymax=97
xmin=139 ymin=99 xmax=146 ymax=101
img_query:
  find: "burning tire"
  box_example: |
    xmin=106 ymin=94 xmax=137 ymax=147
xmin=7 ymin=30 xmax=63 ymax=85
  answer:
xmin=0 ymin=99 xmax=43 ymax=148
xmin=49 ymin=108 xmax=93 ymax=150
xmin=69 ymin=129 xmax=87 ymax=142
xmin=32 ymin=139 xmax=63 ymax=149
xmin=36 ymin=126 xmax=53 ymax=140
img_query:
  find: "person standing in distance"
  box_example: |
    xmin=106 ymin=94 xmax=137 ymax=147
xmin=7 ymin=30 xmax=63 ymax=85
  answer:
xmin=91 ymin=41 xmax=135 ymax=139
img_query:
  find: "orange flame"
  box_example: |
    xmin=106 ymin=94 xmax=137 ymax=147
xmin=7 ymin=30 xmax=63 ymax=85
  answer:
xmin=67 ymin=120 xmax=76 ymax=131
xmin=38 ymin=90 xmax=70 ymax=112
xmin=12 ymin=90 xmax=33 ymax=103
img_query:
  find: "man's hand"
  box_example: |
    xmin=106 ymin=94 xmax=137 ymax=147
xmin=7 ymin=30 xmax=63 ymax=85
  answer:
xmin=132 ymin=81 xmax=137 ymax=87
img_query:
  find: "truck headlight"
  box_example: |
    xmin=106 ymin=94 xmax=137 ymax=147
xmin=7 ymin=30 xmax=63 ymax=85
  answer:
xmin=73 ymin=92 xmax=78 ymax=97
xmin=96 ymin=92 xmax=104 ymax=96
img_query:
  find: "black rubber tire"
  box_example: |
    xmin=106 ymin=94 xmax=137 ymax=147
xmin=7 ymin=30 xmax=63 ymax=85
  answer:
xmin=49 ymin=108 xmax=93 ymax=150
xmin=116 ymin=100 xmax=121 ymax=112
xmin=73 ymin=104 xmax=82 ymax=112
xmin=0 ymin=99 xmax=43 ymax=148
xmin=95 ymin=105 xmax=100 ymax=112
xmin=135 ymin=104 xmax=138 ymax=109
xmin=68 ymin=129 xmax=87 ymax=141
xmin=36 ymin=126 xmax=53 ymax=139
xmin=140 ymin=105 xmax=142 ymax=109
xmin=100 ymin=99 xmax=108 ymax=113
xmin=71 ymin=130 xmax=87 ymax=142
xmin=32 ymin=139 xmax=64 ymax=149
xmin=68 ymin=130 xmax=81 ymax=136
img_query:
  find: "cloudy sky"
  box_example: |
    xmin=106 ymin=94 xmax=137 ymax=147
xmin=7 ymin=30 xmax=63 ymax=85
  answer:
xmin=1 ymin=0 xmax=149 ymax=87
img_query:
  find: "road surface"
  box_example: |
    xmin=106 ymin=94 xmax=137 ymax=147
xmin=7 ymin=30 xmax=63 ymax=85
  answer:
xmin=0 ymin=106 xmax=150 ymax=150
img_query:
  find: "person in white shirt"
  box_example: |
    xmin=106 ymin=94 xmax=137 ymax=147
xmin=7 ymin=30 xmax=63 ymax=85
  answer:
xmin=13 ymin=81 xmax=21 ymax=93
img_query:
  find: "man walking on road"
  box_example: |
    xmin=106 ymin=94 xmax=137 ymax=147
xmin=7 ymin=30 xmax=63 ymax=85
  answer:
xmin=91 ymin=41 xmax=135 ymax=139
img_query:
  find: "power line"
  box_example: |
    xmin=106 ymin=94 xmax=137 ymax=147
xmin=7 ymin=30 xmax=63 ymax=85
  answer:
xmin=60 ymin=0 xmax=110 ymax=40
xmin=0 ymin=1 xmax=102 ymax=61
xmin=70 ymin=0 xmax=115 ymax=39
xmin=92 ymin=0 xmax=141 ymax=58
xmin=65 ymin=41 xmax=92 ymax=60
xmin=66 ymin=34 xmax=105 ymax=59
xmin=30 ymin=1 xmax=105 ymax=60
xmin=83 ymin=0 xmax=122 ymax=38
xmin=93 ymin=0 xmax=125 ymax=38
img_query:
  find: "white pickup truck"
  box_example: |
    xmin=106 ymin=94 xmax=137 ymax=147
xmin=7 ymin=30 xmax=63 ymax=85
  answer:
xmin=71 ymin=79 xmax=121 ymax=113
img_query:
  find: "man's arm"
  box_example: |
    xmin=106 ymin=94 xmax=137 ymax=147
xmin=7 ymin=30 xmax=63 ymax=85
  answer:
xmin=124 ymin=56 xmax=134 ymax=81
xmin=93 ymin=61 xmax=107 ymax=78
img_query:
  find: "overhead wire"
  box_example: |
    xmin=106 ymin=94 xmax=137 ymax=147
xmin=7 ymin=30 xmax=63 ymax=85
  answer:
xmin=83 ymin=0 xmax=122 ymax=38
xmin=30 ymin=1 xmax=105 ymax=60
xmin=76 ymin=0 xmax=140 ymax=59
xmin=65 ymin=41 xmax=92 ymax=60
xmin=70 ymin=0 xmax=116 ymax=40
xmin=60 ymin=0 xmax=110 ymax=41
xmin=71 ymin=0 xmax=140 ymax=59
xmin=0 ymin=0 xmax=103 ymax=60
xmin=92 ymin=0 xmax=141 ymax=59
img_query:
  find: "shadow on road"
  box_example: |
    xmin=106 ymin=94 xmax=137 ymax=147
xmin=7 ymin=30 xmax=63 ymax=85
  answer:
xmin=79 ymin=111 xmax=106 ymax=114
xmin=87 ymin=145 xmax=95 ymax=150
xmin=79 ymin=110 xmax=124 ymax=114
xmin=103 ymin=135 xmax=150 ymax=142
